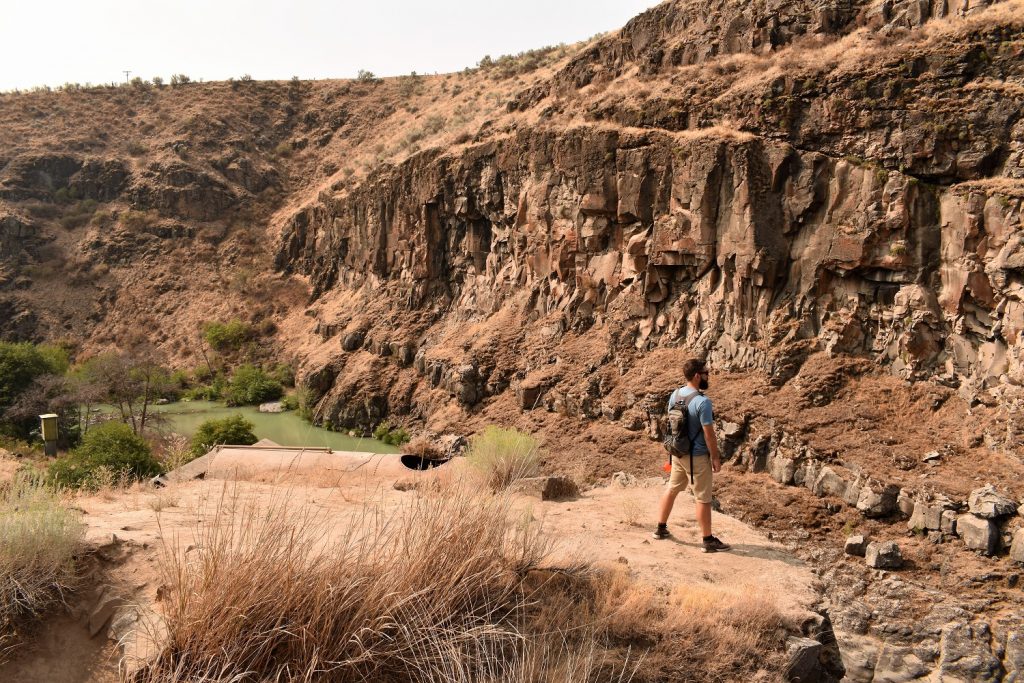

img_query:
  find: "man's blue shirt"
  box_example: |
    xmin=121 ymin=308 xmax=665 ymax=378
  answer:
xmin=667 ymin=386 xmax=714 ymax=455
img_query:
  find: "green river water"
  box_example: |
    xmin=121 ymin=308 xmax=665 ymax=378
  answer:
xmin=147 ymin=401 xmax=399 ymax=454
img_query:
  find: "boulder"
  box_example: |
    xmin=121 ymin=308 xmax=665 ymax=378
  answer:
xmin=923 ymin=450 xmax=942 ymax=462
xmin=897 ymin=489 xmax=915 ymax=517
xmin=908 ymin=502 xmax=928 ymax=532
xmin=259 ymin=401 xmax=285 ymax=413
xmin=796 ymin=459 xmax=821 ymax=489
xmin=341 ymin=330 xmax=365 ymax=352
xmin=611 ymin=471 xmax=638 ymax=487
xmin=812 ymin=466 xmax=848 ymax=499
xmin=857 ymin=483 xmax=899 ymax=518
xmin=510 ymin=476 xmax=579 ymax=501
xmin=958 ymin=514 xmax=999 ymax=555
xmin=909 ymin=498 xmax=959 ymax=532
xmin=843 ymin=476 xmax=863 ymax=507
xmin=1010 ymin=528 xmax=1024 ymax=564
xmin=771 ymin=456 xmax=796 ymax=485
xmin=865 ymin=541 xmax=903 ymax=569
xmin=968 ymin=485 xmax=1017 ymax=519
xmin=785 ymin=636 xmax=822 ymax=683
xmin=941 ymin=509 xmax=958 ymax=535
xmin=844 ymin=535 xmax=869 ymax=557
xmin=517 ymin=378 xmax=546 ymax=410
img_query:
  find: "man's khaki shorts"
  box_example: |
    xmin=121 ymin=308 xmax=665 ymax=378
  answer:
xmin=668 ymin=454 xmax=713 ymax=503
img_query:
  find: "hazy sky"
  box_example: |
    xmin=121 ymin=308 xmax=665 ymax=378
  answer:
xmin=0 ymin=1 xmax=659 ymax=90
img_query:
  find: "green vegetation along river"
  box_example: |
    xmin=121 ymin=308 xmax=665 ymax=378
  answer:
xmin=148 ymin=401 xmax=400 ymax=454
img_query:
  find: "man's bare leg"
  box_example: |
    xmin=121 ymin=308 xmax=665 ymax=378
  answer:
xmin=695 ymin=501 xmax=712 ymax=537
xmin=657 ymin=489 xmax=679 ymax=525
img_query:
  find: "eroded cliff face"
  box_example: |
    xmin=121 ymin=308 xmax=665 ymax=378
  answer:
xmin=279 ymin=124 xmax=1022 ymax=423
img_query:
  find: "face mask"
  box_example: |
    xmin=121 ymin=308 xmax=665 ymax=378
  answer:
xmin=699 ymin=377 xmax=709 ymax=391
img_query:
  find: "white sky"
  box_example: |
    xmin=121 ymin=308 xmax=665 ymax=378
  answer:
xmin=0 ymin=0 xmax=660 ymax=90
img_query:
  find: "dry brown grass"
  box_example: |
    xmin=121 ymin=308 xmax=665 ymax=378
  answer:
xmin=0 ymin=476 xmax=85 ymax=663
xmin=134 ymin=484 xmax=789 ymax=682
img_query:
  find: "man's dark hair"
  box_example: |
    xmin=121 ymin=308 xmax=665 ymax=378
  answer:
xmin=682 ymin=358 xmax=707 ymax=381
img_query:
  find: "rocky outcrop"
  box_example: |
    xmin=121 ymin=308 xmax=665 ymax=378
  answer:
xmin=0 ymin=153 xmax=82 ymax=200
xmin=0 ymin=208 xmax=37 ymax=259
xmin=279 ymin=124 xmax=1023 ymax=418
xmin=130 ymin=161 xmax=239 ymax=221
xmin=549 ymin=0 xmax=1005 ymax=93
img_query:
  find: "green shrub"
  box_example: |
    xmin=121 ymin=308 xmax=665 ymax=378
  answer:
xmin=169 ymin=369 xmax=191 ymax=389
xmin=190 ymin=415 xmax=257 ymax=458
xmin=270 ymin=363 xmax=295 ymax=388
xmin=202 ymin=319 xmax=253 ymax=352
xmin=466 ymin=426 xmax=541 ymax=491
xmin=294 ymin=386 xmax=315 ymax=421
xmin=49 ymin=421 xmax=162 ymax=489
xmin=372 ymin=421 xmax=410 ymax=446
xmin=192 ymin=364 xmax=214 ymax=383
xmin=281 ymin=394 xmax=299 ymax=411
xmin=224 ymin=365 xmax=283 ymax=406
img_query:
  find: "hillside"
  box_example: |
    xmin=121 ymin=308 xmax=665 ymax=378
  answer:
xmin=2 ymin=0 xmax=1024 ymax=680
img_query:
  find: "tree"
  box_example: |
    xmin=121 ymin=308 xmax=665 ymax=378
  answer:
xmin=3 ymin=373 xmax=102 ymax=448
xmin=0 ymin=342 xmax=66 ymax=410
xmin=78 ymin=350 xmax=173 ymax=435
xmin=356 ymin=69 xmax=377 ymax=82
xmin=190 ymin=415 xmax=257 ymax=458
xmin=0 ymin=342 xmax=70 ymax=438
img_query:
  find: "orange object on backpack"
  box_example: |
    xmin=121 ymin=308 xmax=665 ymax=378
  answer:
xmin=662 ymin=461 xmax=672 ymax=473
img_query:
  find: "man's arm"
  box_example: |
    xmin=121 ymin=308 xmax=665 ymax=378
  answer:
xmin=703 ymin=423 xmax=722 ymax=472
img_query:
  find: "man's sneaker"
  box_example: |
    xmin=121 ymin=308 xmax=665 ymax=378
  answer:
xmin=653 ymin=525 xmax=671 ymax=540
xmin=702 ymin=535 xmax=731 ymax=553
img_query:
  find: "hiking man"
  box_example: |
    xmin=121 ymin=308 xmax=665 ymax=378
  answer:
xmin=653 ymin=358 xmax=730 ymax=552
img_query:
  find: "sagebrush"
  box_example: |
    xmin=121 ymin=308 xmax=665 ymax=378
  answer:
xmin=466 ymin=426 xmax=541 ymax=490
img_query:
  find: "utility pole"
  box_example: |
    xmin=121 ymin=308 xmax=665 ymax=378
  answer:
xmin=123 ymin=70 xmax=131 ymax=84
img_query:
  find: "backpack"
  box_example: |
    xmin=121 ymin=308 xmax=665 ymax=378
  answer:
xmin=662 ymin=388 xmax=700 ymax=481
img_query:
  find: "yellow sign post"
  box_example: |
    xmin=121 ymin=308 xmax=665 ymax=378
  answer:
xmin=39 ymin=413 xmax=58 ymax=456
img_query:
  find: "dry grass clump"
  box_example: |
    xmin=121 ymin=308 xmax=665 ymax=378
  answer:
xmin=135 ymin=485 xmax=789 ymax=683
xmin=137 ymin=488 xmax=562 ymax=682
xmin=466 ymin=426 xmax=541 ymax=491
xmin=0 ymin=475 xmax=85 ymax=662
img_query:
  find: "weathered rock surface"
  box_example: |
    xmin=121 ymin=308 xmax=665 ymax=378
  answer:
xmin=1010 ymin=528 xmax=1024 ymax=564
xmin=510 ymin=476 xmax=579 ymax=501
xmin=958 ymin=514 xmax=999 ymax=555
xmin=844 ymin=535 xmax=868 ymax=557
xmin=785 ymin=636 xmax=822 ymax=683
xmin=937 ymin=621 xmax=1003 ymax=683
xmin=857 ymin=484 xmax=900 ymax=519
xmin=865 ymin=541 xmax=903 ymax=569
xmin=968 ymin=484 xmax=1019 ymax=519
